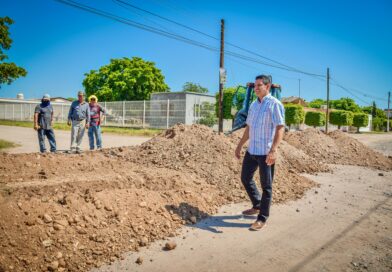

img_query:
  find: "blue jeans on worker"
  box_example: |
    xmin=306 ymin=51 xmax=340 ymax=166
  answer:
xmin=241 ymin=151 xmax=275 ymax=223
xmin=88 ymin=125 xmax=102 ymax=150
xmin=37 ymin=128 xmax=56 ymax=153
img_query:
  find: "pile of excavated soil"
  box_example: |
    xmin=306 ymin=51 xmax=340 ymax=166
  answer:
xmin=3 ymin=125 xmax=386 ymax=272
xmin=284 ymin=128 xmax=392 ymax=170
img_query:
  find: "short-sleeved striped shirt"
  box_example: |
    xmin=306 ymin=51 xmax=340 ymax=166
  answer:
xmin=246 ymin=94 xmax=285 ymax=155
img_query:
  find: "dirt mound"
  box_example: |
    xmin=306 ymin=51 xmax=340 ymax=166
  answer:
xmin=284 ymin=128 xmax=392 ymax=170
xmin=0 ymin=124 xmax=323 ymax=271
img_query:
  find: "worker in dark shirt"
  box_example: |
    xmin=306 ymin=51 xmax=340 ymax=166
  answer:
xmin=34 ymin=94 xmax=57 ymax=153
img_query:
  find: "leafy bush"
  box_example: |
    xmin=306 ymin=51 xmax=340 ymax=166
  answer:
xmin=182 ymin=82 xmax=208 ymax=93
xmin=215 ymin=87 xmax=236 ymax=119
xmin=305 ymin=111 xmax=325 ymax=128
xmin=198 ymin=112 xmax=217 ymax=127
xmin=308 ymin=99 xmax=326 ymax=109
xmin=373 ymin=117 xmax=386 ymax=131
xmin=353 ymin=113 xmax=369 ymax=132
xmin=329 ymin=110 xmax=354 ymax=129
xmin=284 ymin=104 xmax=304 ymax=127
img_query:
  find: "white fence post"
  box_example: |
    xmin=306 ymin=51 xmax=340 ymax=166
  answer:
xmin=12 ymin=104 xmax=15 ymax=120
xmin=29 ymin=104 xmax=32 ymax=121
xmin=122 ymin=101 xmax=125 ymax=127
xmin=143 ymin=100 xmax=146 ymax=128
xmin=166 ymin=99 xmax=170 ymax=129
xmin=61 ymin=104 xmax=64 ymax=122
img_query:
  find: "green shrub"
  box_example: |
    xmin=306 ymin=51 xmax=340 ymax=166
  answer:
xmin=305 ymin=111 xmax=325 ymax=128
xmin=353 ymin=113 xmax=369 ymax=132
xmin=329 ymin=110 xmax=354 ymax=129
xmin=215 ymin=88 xmax=235 ymax=119
xmin=284 ymin=104 xmax=304 ymax=128
xmin=373 ymin=117 xmax=385 ymax=131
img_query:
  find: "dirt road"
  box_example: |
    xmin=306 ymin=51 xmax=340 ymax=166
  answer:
xmin=0 ymin=125 xmax=150 ymax=153
xmin=351 ymin=133 xmax=392 ymax=156
xmin=94 ymin=165 xmax=391 ymax=272
xmin=94 ymin=133 xmax=392 ymax=272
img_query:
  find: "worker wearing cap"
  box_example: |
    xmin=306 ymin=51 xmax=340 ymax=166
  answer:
xmin=88 ymin=95 xmax=106 ymax=150
xmin=67 ymin=91 xmax=90 ymax=153
xmin=34 ymin=94 xmax=57 ymax=153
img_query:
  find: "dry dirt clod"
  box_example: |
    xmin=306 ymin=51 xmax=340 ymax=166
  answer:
xmin=47 ymin=260 xmax=59 ymax=271
xmin=164 ymin=241 xmax=177 ymax=251
xmin=136 ymin=257 xmax=143 ymax=265
xmin=43 ymin=214 xmax=53 ymax=223
xmin=139 ymin=202 xmax=147 ymax=208
xmin=42 ymin=239 xmax=53 ymax=247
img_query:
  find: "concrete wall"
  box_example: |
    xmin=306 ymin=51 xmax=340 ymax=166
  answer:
xmin=151 ymin=92 xmax=215 ymax=125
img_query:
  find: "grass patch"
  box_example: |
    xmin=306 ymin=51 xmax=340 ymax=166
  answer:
xmin=0 ymin=139 xmax=18 ymax=150
xmin=0 ymin=120 xmax=162 ymax=137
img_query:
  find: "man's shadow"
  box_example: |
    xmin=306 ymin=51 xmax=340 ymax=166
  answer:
xmin=165 ymin=203 xmax=256 ymax=233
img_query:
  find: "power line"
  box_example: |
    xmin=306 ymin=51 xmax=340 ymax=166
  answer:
xmin=330 ymin=78 xmax=372 ymax=105
xmin=54 ymin=0 xmax=220 ymax=52
xmin=113 ymin=0 xmax=325 ymax=77
xmin=54 ymin=0 xmax=325 ymax=78
xmin=55 ymin=0 xmax=383 ymax=106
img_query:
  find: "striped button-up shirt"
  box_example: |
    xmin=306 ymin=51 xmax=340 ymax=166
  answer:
xmin=246 ymin=94 xmax=285 ymax=155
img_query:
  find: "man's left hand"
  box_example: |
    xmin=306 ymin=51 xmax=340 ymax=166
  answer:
xmin=266 ymin=149 xmax=277 ymax=166
xmin=85 ymin=123 xmax=90 ymax=129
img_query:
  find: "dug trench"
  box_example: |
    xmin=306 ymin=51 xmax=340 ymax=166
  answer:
xmin=0 ymin=125 xmax=391 ymax=271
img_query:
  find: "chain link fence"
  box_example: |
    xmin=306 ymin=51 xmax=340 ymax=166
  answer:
xmin=0 ymin=99 xmax=217 ymax=129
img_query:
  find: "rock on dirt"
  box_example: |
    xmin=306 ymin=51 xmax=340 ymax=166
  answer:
xmin=165 ymin=241 xmax=177 ymax=251
xmin=136 ymin=257 xmax=143 ymax=265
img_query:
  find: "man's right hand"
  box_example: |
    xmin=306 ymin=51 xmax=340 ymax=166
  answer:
xmin=67 ymin=120 xmax=71 ymax=126
xmin=235 ymin=145 xmax=242 ymax=160
xmin=34 ymin=124 xmax=39 ymax=131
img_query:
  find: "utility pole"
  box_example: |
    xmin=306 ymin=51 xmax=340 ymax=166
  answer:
xmin=218 ymin=19 xmax=225 ymax=134
xmin=298 ymin=79 xmax=301 ymax=99
xmin=325 ymin=68 xmax=330 ymax=133
xmin=388 ymin=91 xmax=391 ymax=132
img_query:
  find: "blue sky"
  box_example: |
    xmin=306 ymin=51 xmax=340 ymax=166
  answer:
xmin=1 ymin=0 xmax=391 ymax=108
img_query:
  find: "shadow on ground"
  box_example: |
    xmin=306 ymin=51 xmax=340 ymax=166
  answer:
xmin=166 ymin=202 xmax=255 ymax=233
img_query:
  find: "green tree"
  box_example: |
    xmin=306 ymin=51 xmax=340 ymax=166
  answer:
xmin=284 ymin=104 xmax=305 ymax=129
xmin=83 ymin=57 xmax=169 ymax=101
xmin=329 ymin=110 xmax=354 ymax=129
xmin=353 ymin=113 xmax=369 ymax=133
xmin=215 ymin=87 xmax=237 ymax=119
xmin=182 ymin=82 xmax=208 ymax=93
xmin=371 ymin=101 xmax=377 ymax=117
xmin=372 ymin=117 xmax=385 ymax=131
xmin=305 ymin=111 xmax=325 ymax=128
xmin=330 ymin=97 xmax=361 ymax=112
xmin=0 ymin=17 xmax=27 ymax=88
xmin=308 ymin=98 xmax=326 ymax=109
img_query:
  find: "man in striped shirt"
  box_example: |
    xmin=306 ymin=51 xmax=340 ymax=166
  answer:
xmin=235 ymin=75 xmax=285 ymax=231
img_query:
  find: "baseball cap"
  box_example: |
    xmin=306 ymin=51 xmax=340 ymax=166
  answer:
xmin=42 ymin=94 xmax=51 ymax=100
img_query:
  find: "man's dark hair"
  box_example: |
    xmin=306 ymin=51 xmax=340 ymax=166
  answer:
xmin=255 ymin=74 xmax=272 ymax=85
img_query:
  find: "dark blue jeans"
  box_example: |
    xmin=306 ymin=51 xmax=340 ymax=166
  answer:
xmin=37 ymin=128 xmax=56 ymax=153
xmin=241 ymin=151 xmax=275 ymax=222
xmin=88 ymin=125 xmax=102 ymax=150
